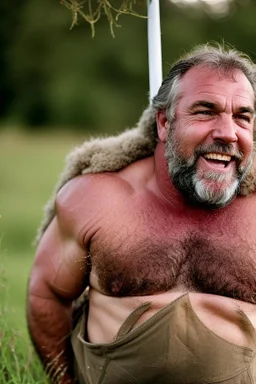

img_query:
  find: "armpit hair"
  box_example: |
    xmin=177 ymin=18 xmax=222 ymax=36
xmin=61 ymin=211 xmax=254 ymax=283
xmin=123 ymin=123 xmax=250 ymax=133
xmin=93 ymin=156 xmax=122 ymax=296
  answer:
xmin=35 ymin=106 xmax=256 ymax=244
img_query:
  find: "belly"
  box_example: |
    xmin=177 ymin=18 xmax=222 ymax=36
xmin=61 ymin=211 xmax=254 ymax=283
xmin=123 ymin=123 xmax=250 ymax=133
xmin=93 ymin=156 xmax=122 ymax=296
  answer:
xmin=87 ymin=288 xmax=256 ymax=349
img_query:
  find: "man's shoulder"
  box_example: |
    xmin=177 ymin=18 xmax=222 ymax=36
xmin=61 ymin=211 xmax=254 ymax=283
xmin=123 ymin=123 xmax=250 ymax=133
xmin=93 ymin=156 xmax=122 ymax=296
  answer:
xmin=57 ymin=172 xmax=129 ymax=205
xmin=58 ymin=156 xmax=154 ymax=203
xmin=53 ymin=159 xmax=155 ymax=238
xmin=53 ymin=173 xmax=130 ymax=237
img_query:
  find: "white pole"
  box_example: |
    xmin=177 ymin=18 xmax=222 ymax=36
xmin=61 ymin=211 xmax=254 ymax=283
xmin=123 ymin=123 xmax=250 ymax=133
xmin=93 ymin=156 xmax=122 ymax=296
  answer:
xmin=147 ymin=0 xmax=163 ymax=103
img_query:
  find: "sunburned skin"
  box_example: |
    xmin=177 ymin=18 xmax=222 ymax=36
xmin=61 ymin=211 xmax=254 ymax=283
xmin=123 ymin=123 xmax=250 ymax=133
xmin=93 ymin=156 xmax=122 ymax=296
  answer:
xmin=28 ymin=66 xmax=256 ymax=383
xmin=51 ymin=153 xmax=256 ymax=348
xmin=47 ymin=69 xmax=256 ymax=351
xmin=157 ymin=66 xmax=255 ymax=208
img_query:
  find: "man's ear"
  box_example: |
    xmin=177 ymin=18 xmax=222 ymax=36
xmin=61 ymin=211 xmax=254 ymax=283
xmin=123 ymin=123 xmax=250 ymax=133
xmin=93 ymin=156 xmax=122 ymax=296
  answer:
xmin=156 ymin=110 xmax=169 ymax=142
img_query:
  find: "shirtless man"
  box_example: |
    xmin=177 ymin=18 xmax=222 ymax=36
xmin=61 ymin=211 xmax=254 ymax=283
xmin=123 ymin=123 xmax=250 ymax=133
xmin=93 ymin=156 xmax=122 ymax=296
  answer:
xmin=27 ymin=44 xmax=256 ymax=384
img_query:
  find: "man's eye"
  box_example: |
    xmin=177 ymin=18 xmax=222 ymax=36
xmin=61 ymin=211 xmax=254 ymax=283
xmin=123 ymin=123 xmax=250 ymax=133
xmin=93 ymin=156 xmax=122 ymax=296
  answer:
xmin=194 ymin=110 xmax=214 ymax=116
xmin=236 ymin=114 xmax=250 ymax=123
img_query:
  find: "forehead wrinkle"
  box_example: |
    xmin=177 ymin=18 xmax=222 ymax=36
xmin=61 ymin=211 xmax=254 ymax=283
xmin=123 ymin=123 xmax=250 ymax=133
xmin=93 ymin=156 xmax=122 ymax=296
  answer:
xmin=176 ymin=67 xmax=255 ymax=117
xmin=195 ymin=88 xmax=253 ymax=99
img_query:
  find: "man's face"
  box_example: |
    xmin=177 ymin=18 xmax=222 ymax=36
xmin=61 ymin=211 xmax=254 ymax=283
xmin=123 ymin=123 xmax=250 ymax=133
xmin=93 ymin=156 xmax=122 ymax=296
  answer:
xmin=165 ymin=65 xmax=255 ymax=208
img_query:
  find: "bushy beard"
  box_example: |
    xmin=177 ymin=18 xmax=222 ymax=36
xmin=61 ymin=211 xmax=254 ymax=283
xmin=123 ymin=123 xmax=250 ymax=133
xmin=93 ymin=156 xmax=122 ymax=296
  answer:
xmin=165 ymin=128 xmax=252 ymax=209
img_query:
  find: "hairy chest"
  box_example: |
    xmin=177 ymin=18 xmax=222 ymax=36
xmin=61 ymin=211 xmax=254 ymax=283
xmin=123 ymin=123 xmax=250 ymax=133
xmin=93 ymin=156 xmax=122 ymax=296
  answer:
xmin=89 ymin=199 xmax=256 ymax=302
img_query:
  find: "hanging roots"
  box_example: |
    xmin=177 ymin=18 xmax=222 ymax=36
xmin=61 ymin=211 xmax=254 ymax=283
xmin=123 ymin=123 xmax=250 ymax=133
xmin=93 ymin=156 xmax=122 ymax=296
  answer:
xmin=60 ymin=0 xmax=147 ymax=37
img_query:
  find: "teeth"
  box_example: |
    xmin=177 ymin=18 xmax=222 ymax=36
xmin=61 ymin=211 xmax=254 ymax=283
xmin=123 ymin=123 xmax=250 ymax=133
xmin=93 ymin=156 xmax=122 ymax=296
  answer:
xmin=204 ymin=153 xmax=231 ymax=162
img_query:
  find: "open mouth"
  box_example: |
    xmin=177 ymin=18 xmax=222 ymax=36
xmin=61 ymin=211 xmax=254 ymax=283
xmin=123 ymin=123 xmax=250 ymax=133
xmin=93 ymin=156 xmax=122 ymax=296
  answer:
xmin=203 ymin=153 xmax=233 ymax=169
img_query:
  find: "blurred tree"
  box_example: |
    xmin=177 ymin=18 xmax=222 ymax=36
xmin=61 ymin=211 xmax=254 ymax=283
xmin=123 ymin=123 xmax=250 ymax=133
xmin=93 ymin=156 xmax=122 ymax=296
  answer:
xmin=0 ymin=0 xmax=255 ymax=134
xmin=0 ymin=0 xmax=25 ymax=125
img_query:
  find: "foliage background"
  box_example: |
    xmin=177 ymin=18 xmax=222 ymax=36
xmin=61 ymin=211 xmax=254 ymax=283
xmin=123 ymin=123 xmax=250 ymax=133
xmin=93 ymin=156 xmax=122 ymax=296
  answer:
xmin=1 ymin=0 xmax=256 ymax=133
xmin=1 ymin=0 xmax=256 ymax=381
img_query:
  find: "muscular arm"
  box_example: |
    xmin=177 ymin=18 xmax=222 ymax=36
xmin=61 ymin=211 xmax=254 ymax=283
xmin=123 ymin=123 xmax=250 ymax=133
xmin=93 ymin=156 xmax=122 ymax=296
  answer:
xmin=27 ymin=187 xmax=89 ymax=384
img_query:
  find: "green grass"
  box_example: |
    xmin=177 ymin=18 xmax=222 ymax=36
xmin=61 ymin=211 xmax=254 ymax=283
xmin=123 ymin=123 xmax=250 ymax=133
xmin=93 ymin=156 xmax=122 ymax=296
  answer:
xmin=0 ymin=302 xmax=48 ymax=383
xmin=0 ymin=247 xmax=48 ymax=383
xmin=0 ymin=128 xmax=86 ymax=382
xmin=0 ymin=129 xmax=84 ymax=253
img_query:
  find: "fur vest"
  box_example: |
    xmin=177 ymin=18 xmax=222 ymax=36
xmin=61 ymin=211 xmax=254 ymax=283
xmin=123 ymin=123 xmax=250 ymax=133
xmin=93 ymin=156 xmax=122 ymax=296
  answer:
xmin=36 ymin=105 xmax=256 ymax=243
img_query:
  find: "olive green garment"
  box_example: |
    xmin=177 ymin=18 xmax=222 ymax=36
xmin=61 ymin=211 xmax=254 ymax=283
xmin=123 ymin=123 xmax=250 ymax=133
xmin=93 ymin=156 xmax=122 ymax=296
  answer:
xmin=71 ymin=294 xmax=256 ymax=384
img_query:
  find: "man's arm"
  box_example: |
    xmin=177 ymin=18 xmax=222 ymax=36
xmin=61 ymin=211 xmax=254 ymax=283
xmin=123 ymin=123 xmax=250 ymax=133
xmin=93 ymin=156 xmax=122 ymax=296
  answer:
xmin=27 ymin=190 xmax=89 ymax=384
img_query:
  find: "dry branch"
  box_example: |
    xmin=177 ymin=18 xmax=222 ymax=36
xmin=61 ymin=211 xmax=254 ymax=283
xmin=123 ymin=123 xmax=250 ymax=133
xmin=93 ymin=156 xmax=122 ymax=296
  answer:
xmin=60 ymin=0 xmax=147 ymax=37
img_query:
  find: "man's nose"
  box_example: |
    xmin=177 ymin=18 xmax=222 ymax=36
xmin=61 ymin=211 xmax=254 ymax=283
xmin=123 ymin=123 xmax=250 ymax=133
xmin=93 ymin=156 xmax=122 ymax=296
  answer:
xmin=211 ymin=115 xmax=238 ymax=144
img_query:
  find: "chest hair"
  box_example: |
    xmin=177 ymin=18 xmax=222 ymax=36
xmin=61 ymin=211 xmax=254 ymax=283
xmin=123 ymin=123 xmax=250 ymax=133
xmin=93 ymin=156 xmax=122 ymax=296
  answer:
xmin=91 ymin=228 xmax=256 ymax=302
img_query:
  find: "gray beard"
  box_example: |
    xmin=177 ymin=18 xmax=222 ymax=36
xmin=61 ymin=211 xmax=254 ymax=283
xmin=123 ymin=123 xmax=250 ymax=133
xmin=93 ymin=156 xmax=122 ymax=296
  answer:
xmin=165 ymin=129 xmax=253 ymax=209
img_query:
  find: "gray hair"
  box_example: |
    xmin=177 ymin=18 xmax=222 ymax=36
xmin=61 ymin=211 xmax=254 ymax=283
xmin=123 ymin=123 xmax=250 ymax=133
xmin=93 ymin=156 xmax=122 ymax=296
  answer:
xmin=152 ymin=43 xmax=256 ymax=124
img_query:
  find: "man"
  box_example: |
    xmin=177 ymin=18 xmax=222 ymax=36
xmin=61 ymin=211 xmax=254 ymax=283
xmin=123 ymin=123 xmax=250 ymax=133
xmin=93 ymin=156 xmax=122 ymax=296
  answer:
xmin=27 ymin=44 xmax=256 ymax=384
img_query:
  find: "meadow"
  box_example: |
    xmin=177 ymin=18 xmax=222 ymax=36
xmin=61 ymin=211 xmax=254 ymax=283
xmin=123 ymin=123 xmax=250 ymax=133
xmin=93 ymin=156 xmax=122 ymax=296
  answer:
xmin=0 ymin=129 xmax=85 ymax=382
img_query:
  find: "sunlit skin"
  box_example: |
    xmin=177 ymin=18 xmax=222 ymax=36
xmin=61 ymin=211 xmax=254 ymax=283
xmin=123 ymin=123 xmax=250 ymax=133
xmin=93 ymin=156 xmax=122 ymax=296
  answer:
xmin=157 ymin=66 xmax=255 ymax=205
xmin=27 ymin=66 xmax=256 ymax=384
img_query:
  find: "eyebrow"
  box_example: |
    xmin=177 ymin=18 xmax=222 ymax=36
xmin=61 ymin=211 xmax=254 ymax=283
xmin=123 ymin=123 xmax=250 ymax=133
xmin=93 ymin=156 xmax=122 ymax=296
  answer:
xmin=190 ymin=100 xmax=255 ymax=116
xmin=237 ymin=106 xmax=256 ymax=117
xmin=190 ymin=100 xmax=217 ymax=110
